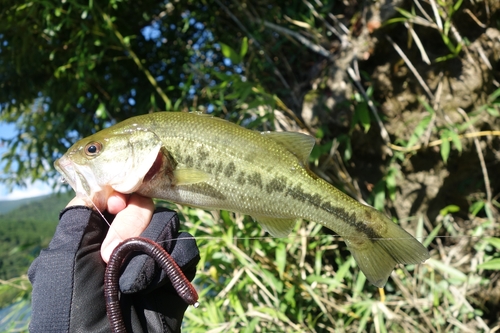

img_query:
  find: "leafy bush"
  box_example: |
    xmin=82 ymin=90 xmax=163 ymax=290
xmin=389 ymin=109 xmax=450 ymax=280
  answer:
xmin=1 ymin=0 xmax=500 ymax=331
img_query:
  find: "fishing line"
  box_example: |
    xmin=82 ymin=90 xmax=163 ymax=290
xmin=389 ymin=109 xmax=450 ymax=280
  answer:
xmin=74 ymin=186 xmax=491 ymax=251
xmin=149 ymin=233 xmax=489 ymax=246
xmin=77 ymin=194 xmax=491 ymax=249
xmin=81 ymin=190 xmax=128 ymax=243
xmin=60 ymin=161 xmax=126 ymax=242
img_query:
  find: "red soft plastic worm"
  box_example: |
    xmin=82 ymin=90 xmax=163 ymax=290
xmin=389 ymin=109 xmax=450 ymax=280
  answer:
xmin=104 ymin=237 xmax=199 ymax=333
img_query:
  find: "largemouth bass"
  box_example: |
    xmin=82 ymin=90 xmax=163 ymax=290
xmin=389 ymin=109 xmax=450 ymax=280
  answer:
xmin=55 ymin=112 xmax=429 ymax=287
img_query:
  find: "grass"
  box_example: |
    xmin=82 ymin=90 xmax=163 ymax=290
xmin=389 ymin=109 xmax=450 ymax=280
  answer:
xmin=1 ymin=0 xmax=500 ymax=331
xmin=174 ymin=204 xmax=497 ymax=332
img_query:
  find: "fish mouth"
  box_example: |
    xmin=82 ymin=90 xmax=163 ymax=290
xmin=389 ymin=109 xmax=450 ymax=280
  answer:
xmin=54 ymin=156 xmax=100 ymax=198
xmin=55 ymin=157 xmax=77 ymax=189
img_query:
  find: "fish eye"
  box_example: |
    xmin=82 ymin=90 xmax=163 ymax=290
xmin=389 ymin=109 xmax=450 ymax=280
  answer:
xmin=84 ymin=141 xmax=102 ymax=156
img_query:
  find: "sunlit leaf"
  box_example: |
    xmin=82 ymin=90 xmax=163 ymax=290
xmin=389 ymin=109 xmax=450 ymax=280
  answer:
xmin=426 ymin=258 xmax=467 ymax=283
xmin=439 ymin=204 xmax=460 ymax=216
xmin=240 ymin=37 xmax=248 ymax=58
xmin=373 ymin=181 xmax=386 ymax=211
xmin=386 ymin=167 xmax=398 ymax=201
xmin=220 ymin=42 xmax=241 ymax=64
xmin=488 ymin=88 xmax=500 ymax=103
xmin=486 ymin=107 xmax=500 ymax=117
xmin=470 ymin=200 xmax=485 ymax=217
xmin=356 ymin=102 xmax=371 ymax=133
xmin=275 ymin=242 xmax=286 ymax=279
xmin=407 ymin=115 xmax=432 ymax=148
xmin=440 ymin=130 xmax=450 ymax=163
xmin=478 ymin=258 xmax=500 ymax=270
xmin=484 ymin=237 xmax=500 ymax=250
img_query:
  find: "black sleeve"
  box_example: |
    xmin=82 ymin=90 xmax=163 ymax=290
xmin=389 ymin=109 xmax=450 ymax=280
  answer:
xmin=29 ymin=206 xmax=199 ymax=333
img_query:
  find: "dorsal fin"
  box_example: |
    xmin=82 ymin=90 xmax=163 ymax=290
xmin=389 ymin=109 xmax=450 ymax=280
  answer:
xmin=261 ymin=131 xmax=315 ymax=165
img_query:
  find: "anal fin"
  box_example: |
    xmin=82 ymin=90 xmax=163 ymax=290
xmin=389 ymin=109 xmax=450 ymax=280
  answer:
xmin=252 ymin=216 xmax=297 ymax=238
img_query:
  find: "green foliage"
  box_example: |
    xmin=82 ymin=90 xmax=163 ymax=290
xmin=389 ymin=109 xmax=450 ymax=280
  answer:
xmin=220 ymin=37 xmax=248 ymax=64
xmin=0 ymin=277 xmax=31 ymax=333
xmin=390 ymin=0 xmax=465 ymax=62
xmin=1 ymin=0 xmax=500 ymax=331
xmin=478 ymin=238 xmax=500 ymax=271
xmin=0 ymin=0 xmax=312 ymax=187
xmin=351 ymin=88 xmax=373 ymax=134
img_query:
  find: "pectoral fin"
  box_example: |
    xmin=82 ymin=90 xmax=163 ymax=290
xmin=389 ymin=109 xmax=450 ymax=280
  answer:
xmin=253 ymin=216 xmax=297 ymax=237
xmin=174 ymin=168 xmax=211 ymax=185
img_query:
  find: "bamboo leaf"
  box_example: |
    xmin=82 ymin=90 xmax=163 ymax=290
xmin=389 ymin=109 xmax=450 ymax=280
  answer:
xmin=220 ymin=42 xmax=241 ymax=64
xmin=426 ymin=258 xmax=467 ymax=283
xmin=440 ymin=130 xmax=451 ymax=163
xmin=448 ymin=130 xmax=462 ymax=152
xmin=424 ymin=223 xmax=442 ymax=248
xmin=229 ymin=292 xmax=248 ymax=323
xmin=275 ymin=242 xmax=286 ymax=279
xmin=484 ymin=237 xmax=500 ymax=250
xmin=240 ymin=37 xmax=248 ymax=58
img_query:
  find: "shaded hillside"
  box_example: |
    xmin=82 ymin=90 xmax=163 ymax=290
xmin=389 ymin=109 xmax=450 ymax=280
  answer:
xmin=0 ymin=194 xmax=52 ymax=215
xmin=0 ymin=192 xmax=73 ymax=279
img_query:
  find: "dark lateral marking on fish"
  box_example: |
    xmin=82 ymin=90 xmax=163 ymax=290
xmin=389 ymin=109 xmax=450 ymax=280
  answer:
xmin=184 ymin=183 xmax=226 ymax=201
xmin=197 ymin=148 xmax=209 ymax=164
xmin=205 ymin=162 xmax=215 ymax=173
xmin=185 ymin=155 xmax=194 ymax=168
xmin=198 ymin=148 xmax=208 ymax=162
xmin=285 ymin=185 xmax=381 ymax=240
xmin=247 ymin=172 xmax=263 ymax=189
xmin=236 ymin=172 xmax=246 ymax=185
xmin=224 ymin=162 xmax=236 ymax=178
xmin=285 ymin=185 xmax=322 ymax=207
xmin=265 ymin=177 xmax=287 ymax=194
xmin=321 ymin=202 xmax=380 ymax=240
xmin=214 ymin=161 xmax=224 ymax=174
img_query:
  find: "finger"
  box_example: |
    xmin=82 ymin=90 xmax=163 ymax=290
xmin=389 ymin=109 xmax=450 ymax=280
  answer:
xmin=100 ymin=194 xmax=154 ymax=263
xmin=66 ymin=196 xmax=91 ymax=208
xmin=106 ymin=192 xmax=129 ymax=215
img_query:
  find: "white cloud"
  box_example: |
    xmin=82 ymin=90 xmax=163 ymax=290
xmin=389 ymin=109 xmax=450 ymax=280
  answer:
xmin=0 ymin=181 xmax=53 ymax=201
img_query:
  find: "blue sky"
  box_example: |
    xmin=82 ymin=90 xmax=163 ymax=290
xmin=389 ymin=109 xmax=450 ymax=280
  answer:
xmin=0 ymin=122 xmax=54 ymax=201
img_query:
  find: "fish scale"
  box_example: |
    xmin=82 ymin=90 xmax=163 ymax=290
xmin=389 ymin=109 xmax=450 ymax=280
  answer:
xmin=55 ymin=111 xmax=429 ymax=287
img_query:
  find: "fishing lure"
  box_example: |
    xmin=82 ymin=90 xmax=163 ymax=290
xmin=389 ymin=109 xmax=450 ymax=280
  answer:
xmin=104 ymin=237 xmax=199 ymax=333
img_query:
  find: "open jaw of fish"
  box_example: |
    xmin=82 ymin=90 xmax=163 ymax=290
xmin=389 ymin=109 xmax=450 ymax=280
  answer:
xmin=55 ymin=112 xmax=429 ymax=287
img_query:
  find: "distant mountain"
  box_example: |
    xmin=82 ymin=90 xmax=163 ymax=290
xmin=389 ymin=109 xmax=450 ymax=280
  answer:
xmin=0 ymin=194 xmax=54 ymax=215
xmin=0 ymin=192 xmax=74 ymax=223
xmin=0 ymin=191 xmax=75 ymax=280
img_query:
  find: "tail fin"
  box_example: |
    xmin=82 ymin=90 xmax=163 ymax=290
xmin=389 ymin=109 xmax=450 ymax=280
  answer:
xmin=346 ymin=221 xmax=429 ymax=288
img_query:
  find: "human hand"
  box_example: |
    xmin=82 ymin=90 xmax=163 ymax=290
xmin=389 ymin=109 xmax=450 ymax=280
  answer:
xmin=66 ymin=192 xmax=154 ymax=263
xmin=29 ymin=194 xmax=199 ymax=332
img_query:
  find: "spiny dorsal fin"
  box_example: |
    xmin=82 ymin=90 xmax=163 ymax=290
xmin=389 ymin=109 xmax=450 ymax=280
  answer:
xmin=174 ymin=168 xmax=211 ymax=185
xmin=261 ymin=131 xmax=315 ymax=165
xmin=252 ymin=215 xmax=297 ymax=237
